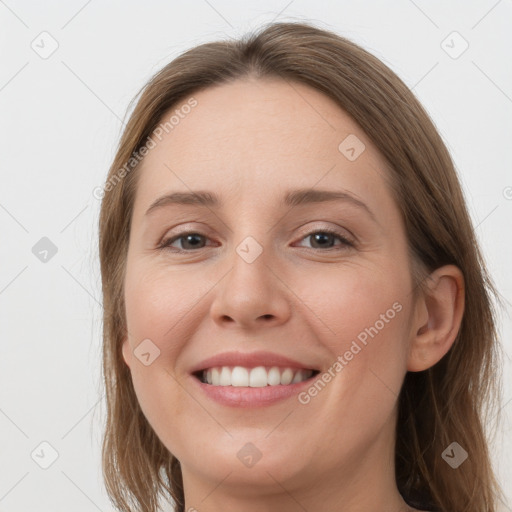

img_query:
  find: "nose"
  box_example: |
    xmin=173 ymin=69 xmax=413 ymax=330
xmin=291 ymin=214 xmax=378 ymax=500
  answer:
xmin=209 ymin=240 xmax=292 ymax=330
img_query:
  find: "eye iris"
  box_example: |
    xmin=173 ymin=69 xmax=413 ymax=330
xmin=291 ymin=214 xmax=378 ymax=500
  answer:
xmin=181 ymin=233 xmax=204 ymax=249
xmin=311 ymin=232 xmax=335 ymax=248
xmin=170 ymin=231 xmax=345 ymax=251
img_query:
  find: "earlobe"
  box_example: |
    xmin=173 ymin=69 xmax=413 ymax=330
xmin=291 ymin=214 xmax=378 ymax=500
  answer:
xmin=121 ymin=337 xmax=132 ymax=368
xmin=407 ymin=264 xmax=465 ymax=372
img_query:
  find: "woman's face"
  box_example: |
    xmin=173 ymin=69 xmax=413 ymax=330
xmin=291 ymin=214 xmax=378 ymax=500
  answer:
xmin=121 ymin=78 xmax=420 ymax=504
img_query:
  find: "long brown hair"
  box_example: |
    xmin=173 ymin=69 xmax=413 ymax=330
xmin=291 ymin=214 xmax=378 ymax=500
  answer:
xmin=98 ymin=21 xmax=504 ymax=512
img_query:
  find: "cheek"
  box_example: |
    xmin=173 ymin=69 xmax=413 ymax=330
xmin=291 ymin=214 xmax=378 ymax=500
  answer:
xmin=122 ymin=265 xmax=197 ymax=448
xmin=297 ymin=264 xmax=410 ymax=422
xmin=124 ymin=263 xmax=207 ymax=344
xmin=294 ymin=262 xmax=410 ymax=354
xmin=123 ymin=264 xmax=195 ymax=393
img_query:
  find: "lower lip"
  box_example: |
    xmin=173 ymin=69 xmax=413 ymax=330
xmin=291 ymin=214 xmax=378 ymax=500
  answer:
xmin=190 ymin=374 xmax=317 ymax=408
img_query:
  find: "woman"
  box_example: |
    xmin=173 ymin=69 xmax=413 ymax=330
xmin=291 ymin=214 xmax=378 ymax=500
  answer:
xmin=97 ymin=21 xmax=504 ymax=512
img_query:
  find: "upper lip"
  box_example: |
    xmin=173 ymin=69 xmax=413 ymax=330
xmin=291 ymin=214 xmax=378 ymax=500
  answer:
xmin=189 ymin=350 xmax=320 ymax=374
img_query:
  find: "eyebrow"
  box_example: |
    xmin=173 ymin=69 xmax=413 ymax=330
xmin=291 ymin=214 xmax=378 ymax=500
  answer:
xmin=145 ymin=188 xmax=376 ymax=221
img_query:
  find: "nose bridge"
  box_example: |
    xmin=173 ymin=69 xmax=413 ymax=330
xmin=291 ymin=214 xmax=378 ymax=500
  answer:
xmin=228 ymin=231 xmax=273 ymax=298
xmin=227 ymin=196 xmax=287 ymax=282
xmin=227 ymin=199 xmax=273 ymax=269
xmin=209 ymin=226 xmax=290 ymax=327
xmin=235 ymin=233 xmax=267 ymax=266
xmin=228 ymin=205 xmax=280 ymax=282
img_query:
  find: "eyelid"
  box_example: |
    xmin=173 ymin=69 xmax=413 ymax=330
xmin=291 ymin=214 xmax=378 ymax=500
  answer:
xmin=156 ymin=222 xmax=213 ymax=244
xmin=295 ymin=222 xmax=356 ymax=243
xmin=158 ymin=222 xmax=356 ymax=252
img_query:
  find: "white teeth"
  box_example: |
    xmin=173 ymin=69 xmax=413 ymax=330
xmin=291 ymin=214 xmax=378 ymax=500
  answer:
xmin=231 ymin=366 xmax=249 ymax=387
xmin=219 ymin=367 xmax=231 ymax=386
xmin=280 ymin=368 xmax=294 ymax=385
xmin=267 ymin=367 xmax=281 ymax=386
xmin=291 ymin=370 xmax=304 ymax=384
xmin=249 ymin=366 xmax=267 ymax=387
xmin=203 ymin=366 xmax=314 ymax=387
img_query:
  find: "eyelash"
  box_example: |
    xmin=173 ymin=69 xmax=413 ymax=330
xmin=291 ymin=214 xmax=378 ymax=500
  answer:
xmin=158 ymin=228 xmax=354 ymax=253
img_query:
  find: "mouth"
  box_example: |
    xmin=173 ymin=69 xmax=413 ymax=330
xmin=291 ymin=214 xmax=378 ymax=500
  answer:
xmin=192 ymin=366 xmax=321 ymax=387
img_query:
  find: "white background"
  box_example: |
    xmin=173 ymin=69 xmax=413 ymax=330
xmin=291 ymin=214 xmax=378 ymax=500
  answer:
xmin=0 ymin=1 xmax=511 ymax=511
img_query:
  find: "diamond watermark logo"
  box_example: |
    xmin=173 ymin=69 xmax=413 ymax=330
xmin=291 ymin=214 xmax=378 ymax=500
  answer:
xmin=236 ymin=236 xmax=263 ymax=264
xmin=31 ymin=441 xmax=59 ymax=469
xmin=32 ymin=237 xmax=58 ymax=263
xmin=441 ymin=31 xmax=469 ymax=59
xmin=338 ymin=134 xmax=366 ymax=161
xmin=237 ymin=442 xmax=262 ymax=468
xmin=31 ymin=31 xmax=59 ymax=59
xmin=442 ymin=441 xmax=468 ymax=469
xmin=134 ymin=338 xmax=161 ymax=366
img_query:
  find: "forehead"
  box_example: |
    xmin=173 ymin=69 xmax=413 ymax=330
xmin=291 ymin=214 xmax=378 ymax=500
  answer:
xmin=132 ymin=78 xmax=394 ymax=216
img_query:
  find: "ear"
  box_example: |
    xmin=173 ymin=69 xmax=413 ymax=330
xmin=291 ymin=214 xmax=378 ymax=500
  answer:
xmin=121 ymin=336 xmax=132 ymax=369
xmin=407 ymin=264 xmax=465 ymax=372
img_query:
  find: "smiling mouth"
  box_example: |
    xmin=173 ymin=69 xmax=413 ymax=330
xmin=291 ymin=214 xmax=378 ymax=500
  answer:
xmin=193 ymin=366 xmax=321 ymax=387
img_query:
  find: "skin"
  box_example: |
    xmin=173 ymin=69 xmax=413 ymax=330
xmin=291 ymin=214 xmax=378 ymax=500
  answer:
xmin=121 ymin=77 xmax=464 ymax=512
